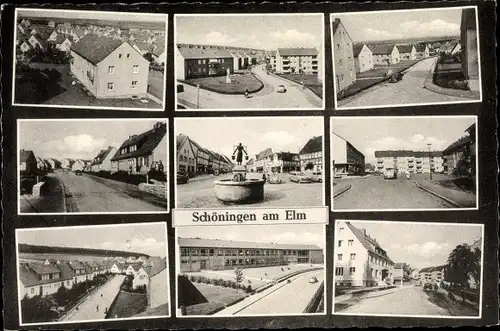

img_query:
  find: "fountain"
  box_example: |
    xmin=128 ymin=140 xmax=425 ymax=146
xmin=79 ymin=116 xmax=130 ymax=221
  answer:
xmin=214 ymin=143 xmax=265 ymax=203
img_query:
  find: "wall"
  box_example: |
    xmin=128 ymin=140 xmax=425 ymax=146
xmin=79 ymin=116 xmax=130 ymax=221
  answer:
xmin=138 ymin=183 xmax=167 ymax=199
xmin=70 ymin=50 xmax=98 ymax=96
xmin=355 ymin=46 xmax=374 ymax=73
xmin=334 ymin=221 xmax=369 ymax=286
xmin=149 ymin=267 xmax=169 ymax=308
xmin=309 ymin=250 xmax=324 ymax=264
xmin=175 ymin=48 xmax=186 ymax=80
xmin=152 ymin=134 xmax=168 ymax=169
xmin=331 ymin=134 xmax=347 ymax=164
xmin=333 ymin=23 xmax=356 ymax=92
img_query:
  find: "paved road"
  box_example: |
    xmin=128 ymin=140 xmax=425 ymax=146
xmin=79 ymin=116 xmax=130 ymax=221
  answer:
xmin=218 ymin=269 xmax=324 ymax=316
xmin=336 ymin=285 xmax=449 ymax=316
xmin=177 ymin=65 xmax=323 ymax=109
xmin=60 ymin=275 xmax=126 ymax=322
xmin=333 ymin=175 xmax=453 ymax=210
xmin=53 ymin=171 xmax=165 ymax=212
xmin=177 ymin=173 xmax=323 ymax=208
xmin=338 ymin=57 xmax=468 ymax=108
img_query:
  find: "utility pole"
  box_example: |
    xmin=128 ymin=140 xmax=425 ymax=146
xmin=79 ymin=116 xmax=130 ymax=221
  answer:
xmin=427 ymin=143 xmax=432 ymax=180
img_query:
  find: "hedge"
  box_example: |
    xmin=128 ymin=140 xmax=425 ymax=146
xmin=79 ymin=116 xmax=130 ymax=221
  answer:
xmin=188 ymin=275 xmax=253 ymax=293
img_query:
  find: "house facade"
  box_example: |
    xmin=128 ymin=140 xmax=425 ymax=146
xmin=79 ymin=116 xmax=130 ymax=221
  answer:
xmin=397 ymin=44 xmax=416 ymax=60
xmin=331 ymin=133 xmax=365 ymax=176
xmin=19 ymin=149 xmax=38 ymax=174
xmin=369 ymin=44 xmax=400 ymax=65
xmin=274 ymin=47 xmax=319 ymax=74
xmin=90 ymin=146 xmax=116 ymax=172
xmin=179 ymin=238 xmax=323 ymax=273
xmin=419 ymin=265 xmax=445 ymax=285
xmin=353 ymin=43 xmax=373 ymax=73
xmin=70 ymin=35 xmax=150 ymax=98
xmin=71 ymin=159 xmax=86 ymax=171
xmin=460 ymin=8 xmax=479 ymax=80
xmin=110 ymin=122 xmax=167 ymax=174
xmin=299 ymin=136 xmax=323 ymax=172
xmin=334 ymin=221 xmax=395 ymax=287
xmin=176 ymin=134 xmax=196 ymax=174
xmin=332 ymin=18 xmax=356 ymax=93
xmin=176 ymin=45 xmax=234 ymax=80
xmin=375 ymin=151 xmax=444 ymax=174
xmin=415 ymin=44 xmax=430 ymax=59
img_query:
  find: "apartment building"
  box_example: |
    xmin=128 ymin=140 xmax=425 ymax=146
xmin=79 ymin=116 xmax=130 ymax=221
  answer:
xmin=175 ymin=45 xmax=234 ymax=80
xmin=331 ymin=133 xmax=365 ymax=176
xmin=179 ymin=238 xmax=323 ymax=272
xmin=374 ymin=150 xmax=444 ymax=174
xmin=274 ymin=47 xmax=319 ymax=74
xmin=419 ymin=265 xmax=445 ymax=285
xmin=334 ymin=221 xmax=395 ymax=287
xmin=332 ymin=18 xmax=356 ymax=93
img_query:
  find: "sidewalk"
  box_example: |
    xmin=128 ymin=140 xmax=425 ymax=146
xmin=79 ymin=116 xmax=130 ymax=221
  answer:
xmin=423 ymin=59 xmax=479 ymax=100
xmin=332 ymin=182 xmax=351 ymax=198
xmin=415 ymin=179 xmax=476 ymax=208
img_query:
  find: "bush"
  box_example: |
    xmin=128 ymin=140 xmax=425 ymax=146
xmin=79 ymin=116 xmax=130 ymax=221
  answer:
xmin=246 ymin=285 xmax=253 ymax=293
xmin=448 ymin=291 xmax=456 ymax=301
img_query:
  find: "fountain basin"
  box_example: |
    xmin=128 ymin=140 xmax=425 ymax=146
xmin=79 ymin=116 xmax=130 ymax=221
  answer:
xmin=214 ymin=179 xmax=265 ymax=203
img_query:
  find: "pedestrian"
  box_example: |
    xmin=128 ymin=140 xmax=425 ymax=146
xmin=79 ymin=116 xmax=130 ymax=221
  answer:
xmin=101 ymin=293 xmax=103 ymax=297
xmin=96 ymin=305 xmax=99 ymax=312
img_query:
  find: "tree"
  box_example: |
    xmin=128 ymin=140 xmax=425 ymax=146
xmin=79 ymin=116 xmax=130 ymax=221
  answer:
xmin=444 ymin=243 xmax=480 ymax=303
xmin=54 ymin=285 xmax=69 ymax=306
xmin=305 ymin=162 xmax=314 ymax=171
xmin=234 ymin=267 xmax=244 ymax=289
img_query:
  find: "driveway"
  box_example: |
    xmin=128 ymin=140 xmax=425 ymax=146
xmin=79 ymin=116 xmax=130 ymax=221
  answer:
xmin=177 ymin=64 xmax=323 ymax=109
xmin=338 ymin=57 xmax=469 ymax=108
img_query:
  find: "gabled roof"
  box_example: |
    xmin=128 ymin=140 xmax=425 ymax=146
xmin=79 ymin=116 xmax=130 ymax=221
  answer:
xmin=111 ymin=122 xmax=167 ymax=161
xmin=442 ymin=136 xmax=472 ymax=154
xmin=20 ymin=150 xmax=35 ymax=162
xmin=179 ymin=237 xmax=322 ymax=251
xmin=152 ymin=40 xmax=165 ymax=57
xmin=142 ymin=256 xmax=166 ymax=277
xmin=415 ymin=44 xmax=428 ymax=52
xmin=176 ymin=134 xmax=189 ymax=151
xmin=68 ymin=260 xmax=86 ymax=270
xmin=177 ymin=45 xmax=233 ymax=59
xmin=19 ymin=264 xmax=60 ymax=287
xmin=91 ymin=146 xmax=115 ymax=166
xmin=29 ymin=262 xmax=60 ymax=275
xmin=255 ymin=148 xmax=273 ymax=161
xmin=345 ymin=222 xmax=394 ymax=264
xmin=70 ymin=35 xmax=125 ymax=65
xmin=419 ymin=265 xmax=446 ymax=273
xmin=353 ymin=43 xmax=367 ymax=57
xmin=300 ymin=136 xmax=322 ymax=154
xmin=397 ymin=44 xmax=415 ymax=53
xmin=58 ymin=262 xmax=76 ymax=280
xmin=278 ymin=47 xmax=318 ymax=57
xmin=368 ymin=44 xmax=396 ymax=55
xmin=331 ymin=18 xmax=341 ymax=36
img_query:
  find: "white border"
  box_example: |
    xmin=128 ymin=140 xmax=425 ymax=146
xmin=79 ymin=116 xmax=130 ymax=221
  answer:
xmin=175 ymin=223 xmax=327 ymax=317
xmin=331 ymin=220 xmax=484 ymax=319
xmin=16 ymin=222 xmax=171 ymax=326
xmin=173 ymin=116 xmax=326 ymax=209
xmin=17 ymin=118 xmax=170 ymax=215
xmin=330 ymin=6 xmax=482 ymax=110
xmin=173 ymin=13 xmax=325 ymax=111
xmin=12 ymin=8 xmax=168 ymax=112
xmin=330 ymin=115 xmax=479 ymax=212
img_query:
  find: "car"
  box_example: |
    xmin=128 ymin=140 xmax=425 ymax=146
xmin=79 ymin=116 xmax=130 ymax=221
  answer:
xmin=423 ymin=282 xmax=437 ymax=292
xmin=276 ymin=84 xmax=287 ymax=93
xmin=389 ymin=72 xmax=404 ymax=83
xmin=177 ymin=172 xmax=189 ymax=184
xmin=310 ymin=171 xmax=323 ymax=183
xmin=130 ymin=95 xmax=140 ymax=100
xmin=289 ymin=171 xmax=313 ymax=183
xmin=309 ymin=276 xmax=318 ymax=284
xmin=383 ymin=167 xmax=397 ymax=179
xmin=75 ymin=170 xmax=82 ymax=176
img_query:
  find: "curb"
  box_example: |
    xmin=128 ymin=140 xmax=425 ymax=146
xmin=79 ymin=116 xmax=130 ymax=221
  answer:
xmin=332 ymin=184 xmax=351 ymax=199
xmin=271 ymin=72 xmax=323 ymax=99
xmin=414 ymin=181 xmax=463 ymax=208
xmin=179 ymin=72 xmax=264 ymax=95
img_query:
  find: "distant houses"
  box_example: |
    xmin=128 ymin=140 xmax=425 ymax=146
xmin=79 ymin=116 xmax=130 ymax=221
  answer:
xmin=369 ymin=44 xmax=400 ymax=65
xmin=415 ymin=44 xmax=430 ymax=59
xmin=397 ymin=44 xmax=416 ymax=60
xmin=90 ymin=146 xmax=116 ymax=172
xmin=332 ymin=18 xmax=356 ymax=93
xmin=353 ymin=43 xmax=373 ymax=73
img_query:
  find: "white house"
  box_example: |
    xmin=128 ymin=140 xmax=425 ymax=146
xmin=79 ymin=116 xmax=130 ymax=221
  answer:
xmin=176 ymin=134 xmax=197 ymax=174
xmin=353 ymin=43 xmax=374 ymax=73
xmin=90 ymin=146 xmax=116 ymax=172
xmin=369 ymin=44 xmax=400 ymax=65
xmin=397 ymin=44 xmax=416 ymax=60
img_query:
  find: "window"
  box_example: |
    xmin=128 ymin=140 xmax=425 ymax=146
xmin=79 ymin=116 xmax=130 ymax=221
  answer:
xmin=209 ymin=249 xmax=215 ymax=256
xmin=337 ymin=254 xmax=343 ymax=260
xmin=349 ymin=267 xmax=356 ymax=275
xmin=338 ymin=227 xmax=344 ymax=235
xmin=341 ymin=74 xmax=344 ymax=82
xmin=108 ymin=66 xmax=114 ymax=74
xmin=348 ymin=240 xmax=353 ymax=246
xmin=133 ymin=65 xmax=139 ymax=73
xmin=31 ymin=288 xmax=34 ymax=294
xmin=339 ymin=58 xmax=343 ymax=67
xmin=127 ymin=53 xmax=130 ymax=58
xmin=132 ymin=81 xmax=138 ymax=89
xmin=335 ymin=267 xmax=344 ymax=276
xmin=337 ymin=44 xmax=340 ymax=50
xmin=338 ymin=240 xmax=343 ymax=247
xmin=107 ymin=82 xmax=114 ymax=91
xmin=118 ymin=53 xmax=122 ymax=58
xmin=350 ymin=253 xmax=356 ymax=260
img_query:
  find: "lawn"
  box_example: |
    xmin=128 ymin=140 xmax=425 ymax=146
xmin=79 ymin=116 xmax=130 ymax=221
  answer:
xmin=185 ymin=283 xmax=246 ymax=315
xmin=132 ymin=303 xmax=169 ymax=317
xmin=183 ymin=72 xmax=264 ymax=94
xmin=276 ymin=73 xmax=323 ymax=99
xmin=337 ymin=77 xmax=387 ymax=100
xmin=107 ymin=291 xmax=148 ymax=318
xmin=357 ymin=60 xmax=421 ymax=79
xmin=426 ymin=291 xmax=479 ymax=316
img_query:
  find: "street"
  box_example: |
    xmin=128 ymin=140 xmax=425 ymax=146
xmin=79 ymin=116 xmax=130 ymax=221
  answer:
xmin=177 ymin=65 xmax=323 ymax=109
xmin=338 ymin=57 xmax=469 ymax=108
xmin=217 ymin=269 xmax=324 ymax=316
xmin=52 ymin=171 xmax=166 ymax=212
xmin=60 ymin=275 xmax=126 ymax=322
xmin=333 ymin=175 xmax=453 ymax=210
xmin=335 ymin=285 xmax=449 ymax=316
xmin=177 ymin=174 xmax=323 ymax=208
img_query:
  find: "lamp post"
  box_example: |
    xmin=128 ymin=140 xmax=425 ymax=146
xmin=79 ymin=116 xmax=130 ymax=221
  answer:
xmin=427 ymin=143 xmax=432 ymax=180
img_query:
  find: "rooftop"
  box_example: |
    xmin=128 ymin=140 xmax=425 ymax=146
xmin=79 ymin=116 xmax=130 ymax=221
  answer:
xmin=277 ymin=47 xmax=318 ymax=57
xmin=111 ymin=122 xmax=167 ymax=161
xmin=300 ymin=136 xmax=322 ymax=154
xmin=178 ymin=237 xmax=322 ymax=251
xmin=70 ymin=35 xmax=126 ymax=65
xmin=368 ymin=44 xmax=396 ymax=55
xmin=177 ymin=45 xmax=233 ymax=59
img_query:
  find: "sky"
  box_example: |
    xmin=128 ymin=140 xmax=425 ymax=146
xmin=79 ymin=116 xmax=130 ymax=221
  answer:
xmin=331 ymin=117 xmax=476 ymax=164
xmin=19 ymin=119 xmax=167 ymax=161
xmin=18 ymin=8 xmax=167 ymax=25
xmin=342 ymin=221 xmax=482 ymax=269
xmin=176 ymin=117 xmax=323 ymax=160
xmin=176 ymin=14 xmax=323 ymax=50
xmin=333 ymin=7 xmax=467 ymax=42
xmin=17 ymin=223 xmax=167 ymax=257
xmin=178 ymin=224 xmax=325 ymax=250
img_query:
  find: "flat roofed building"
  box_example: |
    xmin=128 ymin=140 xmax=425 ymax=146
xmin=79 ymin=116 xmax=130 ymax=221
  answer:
xmin=175 ymin=45 xmax=234 ymax=80
xmin=331 ymin=133 xmax=365 ymax=176
xmin=179 ymin=238 xmax=323 ymax=272
xmin=374 ymin=150 xmax=444 ymax=174
xmin=275 ymin=47 xmax=319 ymax=74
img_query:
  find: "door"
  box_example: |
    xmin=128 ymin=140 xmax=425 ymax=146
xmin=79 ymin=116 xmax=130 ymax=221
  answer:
xmin=200 ymin=260 xmax=207 ymax=270
xmin=39 ymin=286 xmax=43 ymax=296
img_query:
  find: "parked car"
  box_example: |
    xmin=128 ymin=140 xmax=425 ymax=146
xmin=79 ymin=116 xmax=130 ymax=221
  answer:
xmin=75 ymin=170 xmax=82 ymax=176
xmin=276 ymin=84 xmax=287 ymax=93
xmin=389 ymin=71 xmax=404 ymax=83
xmin=309 ymin=276 xmax=318 ymax=284
xmin=383 ymin=167 xmax=397 ymax=179
xmin=423 ymin=282 xmax=437 ymax=292
xmin=289 ymin=171 xmax=313 ymax=183
xmin=177 ymin=172 xmax=189 ymax=184
xmin=310 ymin=171 xmax=322 ymax=183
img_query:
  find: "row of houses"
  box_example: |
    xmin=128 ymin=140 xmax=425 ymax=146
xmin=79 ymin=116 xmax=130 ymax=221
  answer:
xmin=374 ymin=123 xmax=476 ymax=176
xmin=179 ymin=237 xmax=323 ymax=272
xmin=19 ymin=122 xmax=168 ymax=177
xmin=19 ymin=255 xmax=167 ymax=308
xmin=176 ymin=134 xmax=234 ymax=175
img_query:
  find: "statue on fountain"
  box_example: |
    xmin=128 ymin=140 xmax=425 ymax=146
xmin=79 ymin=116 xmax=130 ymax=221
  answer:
xmin=233 ymin=143 xmax=248 ymax=165
xmin=232 ymin=143 xmax=248 ymax=182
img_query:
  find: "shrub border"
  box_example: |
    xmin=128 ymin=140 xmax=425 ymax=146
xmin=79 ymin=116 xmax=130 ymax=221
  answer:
xmin=179 ymin=70 xmax=265 ymax=95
